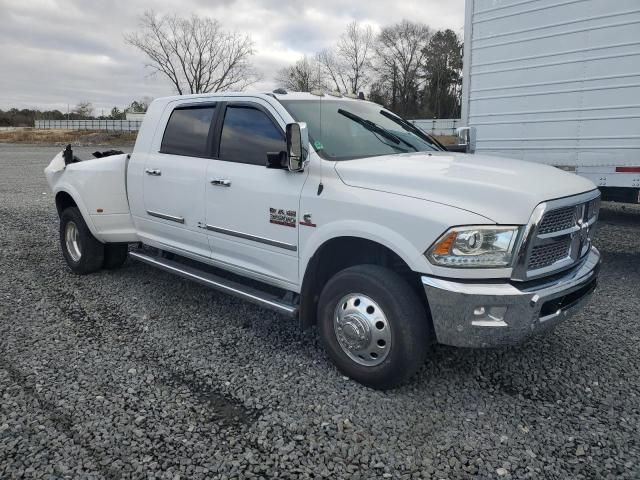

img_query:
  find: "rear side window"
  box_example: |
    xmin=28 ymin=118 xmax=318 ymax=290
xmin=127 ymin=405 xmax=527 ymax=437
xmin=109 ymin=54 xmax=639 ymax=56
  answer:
xmin=161 ymin=105 xmax=216 ymax=157
xmin=219 ymin=106 xmax=285 ymax=165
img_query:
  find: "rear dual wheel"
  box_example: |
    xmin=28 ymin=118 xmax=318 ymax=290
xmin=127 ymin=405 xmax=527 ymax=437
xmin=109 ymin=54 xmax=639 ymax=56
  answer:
xmin=318 ymin=264 xmax=431 ymax=390
xmin=60 ymin=207 xmax=127 ymax=273
xmin=60 ymin=207 xmax=104 ymax=274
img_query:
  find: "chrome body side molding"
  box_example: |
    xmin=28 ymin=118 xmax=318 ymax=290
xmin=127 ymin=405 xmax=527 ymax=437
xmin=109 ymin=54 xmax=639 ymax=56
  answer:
xmin=205 ymin=224 xmax=297 ymax=252
xmin=147 ymin=210 xmax=185 ymax=224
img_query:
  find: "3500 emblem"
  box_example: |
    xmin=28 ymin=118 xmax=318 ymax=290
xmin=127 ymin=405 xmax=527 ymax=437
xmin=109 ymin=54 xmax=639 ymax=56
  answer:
xmin=269 ymin=208 xmax=296 ymax=227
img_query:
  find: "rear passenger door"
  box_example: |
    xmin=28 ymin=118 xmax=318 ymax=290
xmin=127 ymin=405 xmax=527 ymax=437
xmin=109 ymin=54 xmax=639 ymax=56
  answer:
xmin=141 ymin=103 xmax=216 ymax=259
xmin=204 ymin=100 xmax=308 ymax=288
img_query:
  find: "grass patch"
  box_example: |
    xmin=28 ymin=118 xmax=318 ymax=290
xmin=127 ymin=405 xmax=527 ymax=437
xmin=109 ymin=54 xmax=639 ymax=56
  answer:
xmin=0 ymin=128 xmax=137 ymax=146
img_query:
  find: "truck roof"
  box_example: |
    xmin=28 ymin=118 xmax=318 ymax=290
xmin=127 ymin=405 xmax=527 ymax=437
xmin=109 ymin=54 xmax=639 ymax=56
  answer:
xmin=269 ymin=91 xmax=362 ymax=102
xmin=154 ymin=91 xmax=364 ymax=104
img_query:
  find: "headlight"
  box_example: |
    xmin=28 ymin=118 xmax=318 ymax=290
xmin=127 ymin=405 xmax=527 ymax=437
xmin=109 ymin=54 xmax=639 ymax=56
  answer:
xmin=426 ymin=226 xmax=520 ymax=268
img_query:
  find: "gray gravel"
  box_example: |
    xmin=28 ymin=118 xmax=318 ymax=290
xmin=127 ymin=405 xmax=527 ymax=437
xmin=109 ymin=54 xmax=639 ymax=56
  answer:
xmin=1 ymin=143 xmax=639 ymax=479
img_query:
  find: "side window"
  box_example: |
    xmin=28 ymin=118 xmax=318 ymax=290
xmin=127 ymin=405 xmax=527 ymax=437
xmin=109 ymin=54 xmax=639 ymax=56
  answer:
xmin=219 ymin=106 xmax=285 ymax=166
xmin=160 ymin=105 xmax=216 ymax=157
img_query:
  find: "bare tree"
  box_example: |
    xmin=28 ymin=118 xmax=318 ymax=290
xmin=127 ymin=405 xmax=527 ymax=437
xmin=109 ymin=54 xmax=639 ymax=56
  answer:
xmin=125 ymin=11 xmax=259 ymax=95
xmin=73 ymin=101 xmax=93 ymax=118
xmin=316 ymin=49 xmax=348 ymax=93
xmin=374 ymin=21 xmax=432 ymax=116
xmin=317 ymin=21 xmax=374 ymax=94
xmin=337 ymin=21 xmax=374 ymax=94
xmin=110 ymin=107 xmax=124 ymax=120
xmin=275 ymin=56 xmax=324 ymax=92
xmin=127 ymin=99 xmax=149 ymax=113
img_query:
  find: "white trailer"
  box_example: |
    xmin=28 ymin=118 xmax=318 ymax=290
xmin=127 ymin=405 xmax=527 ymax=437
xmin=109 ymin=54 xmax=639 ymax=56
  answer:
xmin=461 ymin=0 xmax=640 ymax=203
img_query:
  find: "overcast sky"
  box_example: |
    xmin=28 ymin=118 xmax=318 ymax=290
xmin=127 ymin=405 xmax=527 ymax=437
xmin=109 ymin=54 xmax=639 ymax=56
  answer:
xmin=0 ymin=0 xmax=464 ymax=113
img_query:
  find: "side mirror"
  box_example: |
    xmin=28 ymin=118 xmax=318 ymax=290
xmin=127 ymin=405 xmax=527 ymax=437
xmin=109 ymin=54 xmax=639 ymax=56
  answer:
xmin=285 ymin=122 xmax=309 ymax=172
xmin=266 ymin=151 xmax=287 ymax=169
xmin=456 ymin=126 xmax=476 ymax=154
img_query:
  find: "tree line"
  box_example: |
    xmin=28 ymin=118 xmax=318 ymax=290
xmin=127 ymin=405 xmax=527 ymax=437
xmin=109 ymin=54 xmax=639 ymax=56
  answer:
xmin=0 ymin=100 xmax=150 ymax=127
xmin=3 ymin=13 xmax=462 ymax=126
xmin=125 ymin=12 xmax=462 ymax=119
xmin=276 ymin=21 xmax=462 ymax=119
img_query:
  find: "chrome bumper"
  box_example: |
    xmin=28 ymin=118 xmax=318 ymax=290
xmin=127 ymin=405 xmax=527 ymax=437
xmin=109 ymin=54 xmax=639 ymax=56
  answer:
xmin=422 ymin=247 xmax=600 ymax=348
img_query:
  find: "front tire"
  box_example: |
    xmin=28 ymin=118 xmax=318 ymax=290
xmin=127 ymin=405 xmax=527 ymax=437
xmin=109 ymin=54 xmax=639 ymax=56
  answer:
xmin=60 ymin=207 xmax=104 ymax=274
xmin=318 ymin=264 xmax=431 ymax=390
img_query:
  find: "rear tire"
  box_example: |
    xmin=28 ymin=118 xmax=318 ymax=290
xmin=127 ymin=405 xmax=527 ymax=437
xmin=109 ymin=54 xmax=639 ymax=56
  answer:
xmin=103 ymin=244 xmax=129 ymax=269
xmin=317 ymin=264 xmax=431 ymax=390
xmin=60 ymin=207 xmax=104 ymax=274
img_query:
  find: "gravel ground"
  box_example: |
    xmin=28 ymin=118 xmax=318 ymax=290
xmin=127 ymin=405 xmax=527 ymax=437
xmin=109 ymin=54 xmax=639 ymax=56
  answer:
xmin=1 ymin=143 xmax=639 ymax=479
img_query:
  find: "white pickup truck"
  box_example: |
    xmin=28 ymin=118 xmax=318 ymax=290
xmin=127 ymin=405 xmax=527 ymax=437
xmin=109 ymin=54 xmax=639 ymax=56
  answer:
xmin=45 ymin=91 xmax=601 ymax=389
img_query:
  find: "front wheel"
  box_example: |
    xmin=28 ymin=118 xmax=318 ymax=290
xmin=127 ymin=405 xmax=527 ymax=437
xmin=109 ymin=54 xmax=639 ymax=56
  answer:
xmin=317 ymin=265 xmax=431 ymax=390
xmin=60 ymin=207 xmax=104 ymax=274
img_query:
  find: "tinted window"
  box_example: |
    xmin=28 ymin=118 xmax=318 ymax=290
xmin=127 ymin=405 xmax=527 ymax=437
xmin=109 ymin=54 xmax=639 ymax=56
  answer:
xmin=161 ymin=106 xmax=216 ymax=157
xmin=219 ymin=106 xmax=285 ymax=165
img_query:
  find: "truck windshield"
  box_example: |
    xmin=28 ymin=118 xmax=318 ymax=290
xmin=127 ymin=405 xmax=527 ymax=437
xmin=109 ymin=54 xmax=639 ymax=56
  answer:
xmin=279 ymin=99 xmax=443 ymax=161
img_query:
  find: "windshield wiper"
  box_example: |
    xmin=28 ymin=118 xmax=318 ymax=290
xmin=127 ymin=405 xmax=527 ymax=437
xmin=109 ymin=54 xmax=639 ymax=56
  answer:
xmin=373 ymin=138 xmax=411 ymax=153
xmin=378 ymin=110 xmax=445 ymax=150
xmin=337 ymin=108 xmax=418 ymax=152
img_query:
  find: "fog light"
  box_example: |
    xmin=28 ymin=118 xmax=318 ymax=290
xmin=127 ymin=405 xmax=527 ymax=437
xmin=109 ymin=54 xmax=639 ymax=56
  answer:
xmin=472 ymin=306 xmax=508 ymax=327
xmin=488 ymin=306 xmax=507 ymax=321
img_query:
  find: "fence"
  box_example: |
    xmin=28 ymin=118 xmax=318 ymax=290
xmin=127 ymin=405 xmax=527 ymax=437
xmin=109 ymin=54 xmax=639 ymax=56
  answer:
xmin=34 ymin=118 xmax=461 ymax=136
xmin=410 ymin=119 xmax=461 ymax=136
xmin=35 ymin=119 xmax=142 ymax=132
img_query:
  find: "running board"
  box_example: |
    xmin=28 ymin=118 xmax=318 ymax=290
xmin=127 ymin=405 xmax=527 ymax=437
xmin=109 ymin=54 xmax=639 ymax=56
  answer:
xmin=128 ymin=250 xmax=298 ymax=317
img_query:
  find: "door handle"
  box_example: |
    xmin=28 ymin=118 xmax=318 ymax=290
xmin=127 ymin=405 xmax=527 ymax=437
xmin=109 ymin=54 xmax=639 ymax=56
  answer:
xmin=145 ymin=168 xmax=162 ymax=176
xmin=210 ymin=178 xmax=231 ymax=187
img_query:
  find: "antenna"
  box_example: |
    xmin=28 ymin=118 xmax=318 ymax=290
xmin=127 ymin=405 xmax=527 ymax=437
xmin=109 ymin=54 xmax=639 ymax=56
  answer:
xmin=317 ymin=62 xmax=324 ymax=195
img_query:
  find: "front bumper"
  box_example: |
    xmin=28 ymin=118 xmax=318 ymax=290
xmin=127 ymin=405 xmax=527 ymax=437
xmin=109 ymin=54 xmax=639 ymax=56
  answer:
xmin=422 ymin=247 xmax=601 ymax=348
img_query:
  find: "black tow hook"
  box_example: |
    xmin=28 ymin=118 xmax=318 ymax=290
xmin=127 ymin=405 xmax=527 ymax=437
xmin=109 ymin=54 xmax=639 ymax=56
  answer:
xmin=62 ymin=144 xmax=74 ymax=165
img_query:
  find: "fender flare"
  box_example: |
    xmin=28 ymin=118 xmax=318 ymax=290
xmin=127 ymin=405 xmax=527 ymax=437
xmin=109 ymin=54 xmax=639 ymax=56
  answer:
xmin=53 ymin=185 xmax=100 ymax=239
xmin=297 ymin=221 xmax=431 ymax=330
xmin=299 ymin=219 xmax=427 ymax=281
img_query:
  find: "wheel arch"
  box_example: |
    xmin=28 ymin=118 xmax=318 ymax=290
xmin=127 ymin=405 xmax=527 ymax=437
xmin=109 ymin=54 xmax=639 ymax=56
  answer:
xmin=54 ymin=188 xmax=99 ymax=238
xmin=55 ymin=190 xmax=77 ymax=217
xmin=299 ymin=235 xmax=430 ymax=331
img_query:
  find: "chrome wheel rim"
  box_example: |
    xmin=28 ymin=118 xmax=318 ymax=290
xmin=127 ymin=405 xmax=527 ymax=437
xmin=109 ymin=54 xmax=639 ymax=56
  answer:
xmin=65 ymin=221 xmax=82 ymax=262
xmin=333 ymin=294 xmax=391 ymax=366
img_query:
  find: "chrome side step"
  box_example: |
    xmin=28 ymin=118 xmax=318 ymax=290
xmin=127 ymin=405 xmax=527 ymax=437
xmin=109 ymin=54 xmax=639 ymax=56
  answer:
xmin=129 ymin=250 xmax=298 ymax=317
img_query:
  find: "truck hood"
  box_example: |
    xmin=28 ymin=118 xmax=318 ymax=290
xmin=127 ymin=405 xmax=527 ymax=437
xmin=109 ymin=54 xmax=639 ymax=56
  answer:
xmin=334 ymin=151 xmax=597 ymax=224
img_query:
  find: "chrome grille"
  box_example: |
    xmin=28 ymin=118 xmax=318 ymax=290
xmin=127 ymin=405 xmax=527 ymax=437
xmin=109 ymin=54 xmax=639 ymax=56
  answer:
xmin=513 ymin=191 xmax=600 ymax=280
xmin=586 ymin=197 xmax=601 ymax=220
xmin=528 ymin=238 xmax=571 ymax=270
xmin=538 ymin=206 xmax=577 ymax=235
